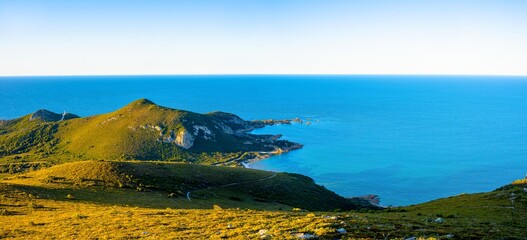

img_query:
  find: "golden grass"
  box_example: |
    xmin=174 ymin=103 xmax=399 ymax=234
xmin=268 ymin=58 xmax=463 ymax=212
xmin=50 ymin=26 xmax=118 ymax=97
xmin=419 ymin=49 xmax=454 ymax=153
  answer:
xmin=512 ymin=178 xmax=527 ymax=185
xmin=0 ymin=184 xmax=340 ymax=239
xmin=0 ymin=161 xmax=526 ymax=239
xmin=2 ymin=160 xmax=368 ymax=211
xmin=1 ymin=180 xmax=527 ymax=239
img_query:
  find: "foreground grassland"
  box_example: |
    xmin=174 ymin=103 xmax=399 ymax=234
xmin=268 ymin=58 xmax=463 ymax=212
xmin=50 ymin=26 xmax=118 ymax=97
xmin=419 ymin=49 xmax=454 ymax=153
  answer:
xmin=0 ymin=160 xmax=370 ymax=211
xmin=1 ymin=165 xmax=526 ymax=239
xmin=1 ymin=183 xmax=526 ymax=239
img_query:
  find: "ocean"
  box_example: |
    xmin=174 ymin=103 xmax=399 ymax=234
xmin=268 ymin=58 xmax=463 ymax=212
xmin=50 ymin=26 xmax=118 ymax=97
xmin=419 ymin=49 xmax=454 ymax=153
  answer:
xmin=1 ymin=75 xmax=527 ymax=206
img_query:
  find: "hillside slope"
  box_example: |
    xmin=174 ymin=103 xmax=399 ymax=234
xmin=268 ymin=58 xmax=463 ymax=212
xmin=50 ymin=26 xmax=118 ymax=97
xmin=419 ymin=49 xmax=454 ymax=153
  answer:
xmin=2 ymin=160 xmax=374 ymax=211
xmin=1 ymin=173 xmax=525 ymax=239
xmin=0 ymin=99 xmax=301 ymax=164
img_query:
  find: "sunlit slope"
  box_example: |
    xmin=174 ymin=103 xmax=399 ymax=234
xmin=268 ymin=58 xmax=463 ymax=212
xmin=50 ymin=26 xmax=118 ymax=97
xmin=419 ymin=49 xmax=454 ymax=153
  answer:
xmin=3 ymin=160 xmax=373 ymax=211
xmin=0 ymin=99 xmax=300 ymax=163
xmin=1 ymin=173 xmax=526 ymax=238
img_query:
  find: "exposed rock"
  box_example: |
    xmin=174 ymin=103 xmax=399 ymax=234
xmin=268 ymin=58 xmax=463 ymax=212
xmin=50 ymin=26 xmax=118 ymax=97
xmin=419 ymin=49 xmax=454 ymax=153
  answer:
xmin=356 ymin=194 xmax=381 ymax=206
xmin=294 ymin=233 xmax=317 ymax=239
xmin=258 ymin=229 xmax=268 ymax=235
xmin=215 ymin=121 xmax=235 ymax=135
xmin=258 ymin=229 xmax=271 ymax=239
xmin=208 ymin=112 xmax=255 ymax=133
xmin=274 ymin=143 xmax=303 ymax=154
xmin=175 ymin=128 xmax=194 ymax=149
xmin=193 ymin=125 xmax=215 ymax=140
xmin=29 ymin=109 xmax=79 ymax=122
xmin=251 ymin=119 xmax=292 ymax=128
xmin=292 ymin=118 xmax=303 ymax=123
xmin=434 ymin=217 xmax=445 ymax=223
xmin=0 ymin=120 xmax=10 ymax=127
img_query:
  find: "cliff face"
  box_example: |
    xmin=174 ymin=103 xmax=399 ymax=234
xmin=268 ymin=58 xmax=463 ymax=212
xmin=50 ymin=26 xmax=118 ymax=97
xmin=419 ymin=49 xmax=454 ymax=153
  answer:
xmin=175 ymin=128 xmax=194 ymax=149
xmin=0 ymin=99 xmax=302 ymax=163
xmin=208 ymin=112 xmax=256 ymax=134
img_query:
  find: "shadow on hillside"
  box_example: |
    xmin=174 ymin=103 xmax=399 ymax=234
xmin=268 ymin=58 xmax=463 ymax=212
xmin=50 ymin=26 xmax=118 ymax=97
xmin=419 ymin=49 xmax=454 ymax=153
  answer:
xmin=5 ymin=183 xmax=290 ymax=211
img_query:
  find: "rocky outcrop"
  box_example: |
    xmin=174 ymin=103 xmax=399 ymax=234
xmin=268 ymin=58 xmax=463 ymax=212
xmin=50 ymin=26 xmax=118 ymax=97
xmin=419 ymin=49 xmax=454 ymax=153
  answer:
xmin=251 ymin=117 xmax=306 ymax=128
xmin=0 ymin=120 xmax=9 ymax=127
xmin=208 ymin=112 xmax=255 ymax=133
xmin=175 ymin=128 xmax=194 ymax=149
xmin=251 ymin=119 xmax=292 ymax=128
xmin=192 ymin=125 xmax=215 ymax=140
xmin=353 ymin=194 xmax=381 ymax=206
xmin=29 ymin=109 xmax=79 ymax=122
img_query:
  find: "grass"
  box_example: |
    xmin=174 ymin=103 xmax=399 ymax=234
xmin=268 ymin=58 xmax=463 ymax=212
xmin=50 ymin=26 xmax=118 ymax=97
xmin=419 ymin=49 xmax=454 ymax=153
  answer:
xmin=0 ymin=162 xmax=526 ymax=238
xmin=1 ymin=160 xmax=371 ymax=211
xmin=1 ymin=179 xmax=526 ymax=239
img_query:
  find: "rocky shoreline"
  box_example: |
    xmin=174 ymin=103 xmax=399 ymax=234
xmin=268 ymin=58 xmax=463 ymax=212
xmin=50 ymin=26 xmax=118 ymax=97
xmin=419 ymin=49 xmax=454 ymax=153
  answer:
xmin=205 ymin=116 xmax=307 ymax=168
xmin=250 ymin=118 xmax=303 ymax=128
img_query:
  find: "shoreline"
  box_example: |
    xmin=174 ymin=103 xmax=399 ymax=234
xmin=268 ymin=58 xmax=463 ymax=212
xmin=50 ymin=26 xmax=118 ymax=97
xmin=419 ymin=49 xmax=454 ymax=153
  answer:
xmin=241 ymin=161 xmax=251 ymax=168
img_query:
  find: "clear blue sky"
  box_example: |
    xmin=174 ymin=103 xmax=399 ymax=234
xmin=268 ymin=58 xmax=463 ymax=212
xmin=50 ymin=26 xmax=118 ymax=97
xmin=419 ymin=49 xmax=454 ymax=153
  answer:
xmin=1 ymin=0 xmax=526 ymax=76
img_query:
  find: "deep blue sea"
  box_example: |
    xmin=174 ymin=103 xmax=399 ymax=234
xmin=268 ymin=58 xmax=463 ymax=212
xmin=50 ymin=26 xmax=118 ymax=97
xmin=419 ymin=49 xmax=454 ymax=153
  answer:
xmin=1 ymin=75 xmax=527 ymax=206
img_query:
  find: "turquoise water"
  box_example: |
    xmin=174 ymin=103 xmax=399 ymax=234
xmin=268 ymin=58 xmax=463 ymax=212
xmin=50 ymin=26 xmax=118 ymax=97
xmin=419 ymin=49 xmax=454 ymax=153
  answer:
xmin=1 ymin=75 xmax=527 ymax=205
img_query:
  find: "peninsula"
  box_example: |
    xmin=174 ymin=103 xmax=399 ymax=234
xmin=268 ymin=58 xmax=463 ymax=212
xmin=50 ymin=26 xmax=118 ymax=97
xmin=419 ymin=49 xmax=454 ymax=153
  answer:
xmin=0 ymin=99 xmax=302 ymax=166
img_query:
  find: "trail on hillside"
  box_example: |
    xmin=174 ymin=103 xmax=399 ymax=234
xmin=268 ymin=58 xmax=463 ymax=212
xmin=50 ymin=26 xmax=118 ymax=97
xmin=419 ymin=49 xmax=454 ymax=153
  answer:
xmin=186 ymin=173 xmax=277 ymax=201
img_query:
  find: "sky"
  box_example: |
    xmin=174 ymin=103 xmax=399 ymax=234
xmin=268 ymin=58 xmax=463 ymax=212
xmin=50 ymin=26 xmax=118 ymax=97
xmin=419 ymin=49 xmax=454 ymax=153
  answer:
xmin=1 ymin=0 xmax=527 ymax=76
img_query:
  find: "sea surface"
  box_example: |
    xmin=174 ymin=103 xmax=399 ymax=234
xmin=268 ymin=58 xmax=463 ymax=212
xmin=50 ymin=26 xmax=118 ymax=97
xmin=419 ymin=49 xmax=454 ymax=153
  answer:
xmin=1 ymin=75 xmax=527 ymax=206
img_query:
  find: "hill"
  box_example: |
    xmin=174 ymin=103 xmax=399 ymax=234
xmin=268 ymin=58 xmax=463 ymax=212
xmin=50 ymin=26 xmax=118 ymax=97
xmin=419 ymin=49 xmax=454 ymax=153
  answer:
xmin=2 ymin=160 xmax=373 ymax=211
xmin=0 ymin=99 xmax=301 ymax=164
xmin=1 ymin=170 xmax=525 ymax=239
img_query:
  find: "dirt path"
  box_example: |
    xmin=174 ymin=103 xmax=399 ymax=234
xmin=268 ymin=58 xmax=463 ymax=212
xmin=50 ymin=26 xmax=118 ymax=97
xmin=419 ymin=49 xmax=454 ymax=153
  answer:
xmin=186 ymin=173 xmax=277 ymax=201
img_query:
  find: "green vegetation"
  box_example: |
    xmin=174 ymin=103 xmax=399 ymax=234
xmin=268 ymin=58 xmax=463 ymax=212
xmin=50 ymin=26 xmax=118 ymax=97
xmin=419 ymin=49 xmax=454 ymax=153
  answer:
xmin=0 ymin=99 xmax=300 ymax=165
xmin=1 ymin=169 xmax=526 ymax=239
xmin=2 ymin=160 xmax=371 ymax=211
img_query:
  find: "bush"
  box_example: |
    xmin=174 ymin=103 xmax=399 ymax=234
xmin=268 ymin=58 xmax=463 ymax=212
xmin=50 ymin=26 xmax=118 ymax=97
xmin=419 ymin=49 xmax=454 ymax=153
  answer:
xmin=73 ymin=213 xmax=88 ymax=219
xmin=0 ymin=209 xmax=12 ymax=216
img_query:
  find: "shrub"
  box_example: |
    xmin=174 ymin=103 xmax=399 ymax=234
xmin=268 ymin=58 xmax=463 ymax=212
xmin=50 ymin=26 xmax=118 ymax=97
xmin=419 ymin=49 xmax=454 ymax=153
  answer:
xmin=0 ymin=209 xmax=12 ymax=216
xmin=213 ymin=205 xmax=223 ymax=210
xmin=73 ymin=213 xmax=88 ymax=219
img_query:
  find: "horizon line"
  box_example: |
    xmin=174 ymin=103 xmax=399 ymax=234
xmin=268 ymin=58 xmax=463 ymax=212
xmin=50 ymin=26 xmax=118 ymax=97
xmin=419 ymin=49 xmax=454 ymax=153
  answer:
xmin=1 ymin=73 xmax=527 ymax=78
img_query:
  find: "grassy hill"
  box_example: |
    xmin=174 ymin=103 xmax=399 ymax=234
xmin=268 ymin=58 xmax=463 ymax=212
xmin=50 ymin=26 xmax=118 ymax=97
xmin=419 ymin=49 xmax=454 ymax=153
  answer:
xmin=1 ymin=160 xmax=373 ymax=211
xmin=0 ymin=99 xmax=301 ymax=164
xmin=1 ymin=166 xmax=526 ymax=239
